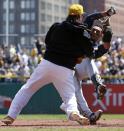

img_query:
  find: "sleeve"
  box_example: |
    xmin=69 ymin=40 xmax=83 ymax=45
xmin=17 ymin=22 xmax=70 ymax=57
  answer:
xmin=102 ymin=26 xmax=113 ymax=43
xmin=93 ymin=45 xmax=109 ymax=58
xmin=81 ymin=36 xmax=95 ymax=58
xmin=84 ymin=13 xmax=103 ymax=29
xmin=45 ymin=23 xmax=59 ymax=46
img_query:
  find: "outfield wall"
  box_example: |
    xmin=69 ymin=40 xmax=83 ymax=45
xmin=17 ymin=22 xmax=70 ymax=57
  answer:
xmin=0 ymin=83 xmax=124 ymax=114
xmin=82 ymin=84 xmax=124 ymax=114
xmin=0 ymin=83 xmax=62 ymax=114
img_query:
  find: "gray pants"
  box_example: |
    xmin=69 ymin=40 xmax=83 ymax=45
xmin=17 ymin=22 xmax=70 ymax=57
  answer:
xmin=60 ymin=58 xmax=100 ymax=117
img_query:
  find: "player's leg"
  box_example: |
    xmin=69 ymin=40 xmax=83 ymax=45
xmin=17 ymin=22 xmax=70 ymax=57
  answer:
xmin=75 ymin=58 xmax=89 ymax=80
xmin=74 ymin=74 xmax=92 ymax=117
xmin=76 ymin=58 xmax=106 ymax=100
xmin=74 ymin=73 xmax=103 ymax=124
xmin=76 ymin=57 xmax=105 ymax=89
xmin=75 ymin=59 xmax=103 ymax=123
xmin=75 ymin=58 xmax=93 ymax=117
xmin=60 ymin=72 xmax=102 ymax=125
xmin=52 ymin=66 xmax=89 ymax=125
xmin=1 ymin=59 xmax=57 ymax=125
xmin=2 ymin=60 xmax=89 ymax=125
xmin=89 ymin=60 xmax=107 ymax=100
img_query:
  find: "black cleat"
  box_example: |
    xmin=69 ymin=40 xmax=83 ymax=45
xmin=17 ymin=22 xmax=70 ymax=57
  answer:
xmin=89 ymin=110 xmax=103 ymax=125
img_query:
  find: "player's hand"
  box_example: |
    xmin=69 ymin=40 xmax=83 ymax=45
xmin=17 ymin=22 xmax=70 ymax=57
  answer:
xmin=103 ymin=18 xmax=110 ymax=26
xmin=107 ymin=7 xmax=116 ymax=16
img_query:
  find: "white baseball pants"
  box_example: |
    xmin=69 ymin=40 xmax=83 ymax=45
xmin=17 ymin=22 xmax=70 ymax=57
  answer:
xmin=8 ymin=59 xmax=79 ymax=119
xmin=75 ymin=58 xmax=99 ymax=80
xmin=60 ymin=73 xmax=92 ymax=118
xmin=74 ymin=58 xmax=99 ymax=117
xmin=74 ymin=74 xmax=92 ymax=117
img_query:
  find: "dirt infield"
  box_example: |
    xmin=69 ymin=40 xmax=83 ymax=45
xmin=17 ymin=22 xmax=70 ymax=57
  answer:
xmin=0 ymin=119 xmax=124 ymax=128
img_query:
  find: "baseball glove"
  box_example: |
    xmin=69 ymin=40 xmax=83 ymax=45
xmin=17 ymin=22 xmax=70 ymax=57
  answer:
xmin=96 ymin=84 xmax=107 ymax=100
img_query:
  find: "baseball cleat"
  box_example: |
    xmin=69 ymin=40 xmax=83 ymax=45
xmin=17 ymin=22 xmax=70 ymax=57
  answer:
xmin=69 ymin=112 xmax=90 ymax=125
xmin=1 ymin=116 xmax=14 ymax=125
xmin=89 ymin=109 xmax=103 ymax=125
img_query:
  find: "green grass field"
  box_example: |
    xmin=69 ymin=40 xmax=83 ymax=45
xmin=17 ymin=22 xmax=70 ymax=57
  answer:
xmin=0 ymin=114 xmax=124 ymax=131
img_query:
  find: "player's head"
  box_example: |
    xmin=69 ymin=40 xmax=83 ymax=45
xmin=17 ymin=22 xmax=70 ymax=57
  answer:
xmin=90 ymin=20 xmax=103 ymax=42
xmin=66 ymin=4 xmax=85 ymax=24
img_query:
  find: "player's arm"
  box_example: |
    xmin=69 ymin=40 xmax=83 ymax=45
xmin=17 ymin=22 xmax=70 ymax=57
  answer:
xmin=84 ymin=7 xmax=116 ymax=29
xmin=84 ymin=12 xmax=109 ymax=29
xmin=45 ymin=23 xmax=59 ymax=46
xmin=84 ymin=13 xmax=104 ymax=29
xmin=93 ymin=26 xmax=113 ymax=58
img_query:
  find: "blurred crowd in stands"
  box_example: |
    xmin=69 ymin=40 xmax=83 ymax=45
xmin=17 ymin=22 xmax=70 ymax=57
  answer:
xmin=95 ymin=37 xmax=124 ymax=84
xmin=0 ymin=37 xmax=124 ymax=84
xmin=0 ymin=39 xmax=45 ymax=83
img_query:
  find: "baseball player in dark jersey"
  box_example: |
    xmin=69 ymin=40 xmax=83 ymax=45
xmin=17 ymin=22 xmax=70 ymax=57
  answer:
xmin=1 ymin=4 xmax=113 ymax=126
